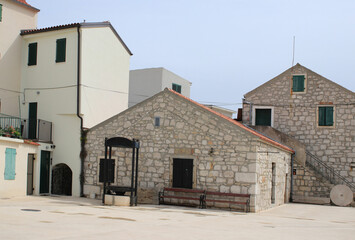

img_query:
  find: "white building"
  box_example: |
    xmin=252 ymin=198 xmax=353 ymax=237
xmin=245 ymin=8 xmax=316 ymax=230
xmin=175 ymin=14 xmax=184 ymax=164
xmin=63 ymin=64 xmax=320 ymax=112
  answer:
xmin=0 ymin=0 xmax=39 ymax=117
xmin=19 ymin=22 xmax=132 ymax=196
xmin=129 ymin=67 xmax=192 ymax=107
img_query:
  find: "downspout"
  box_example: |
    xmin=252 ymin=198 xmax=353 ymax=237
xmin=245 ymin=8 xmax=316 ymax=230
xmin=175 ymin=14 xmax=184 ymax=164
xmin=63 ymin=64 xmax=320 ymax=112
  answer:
xmin=77 ymin=25 xmax=84 ymax=197
xmin=290 ymin=153 xmax=295 ymax=202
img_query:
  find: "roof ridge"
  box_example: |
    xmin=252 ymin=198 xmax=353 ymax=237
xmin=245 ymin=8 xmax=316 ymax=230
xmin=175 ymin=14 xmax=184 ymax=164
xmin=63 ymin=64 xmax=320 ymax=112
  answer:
xmin=168 ymin=89 xmax=294 ymax=153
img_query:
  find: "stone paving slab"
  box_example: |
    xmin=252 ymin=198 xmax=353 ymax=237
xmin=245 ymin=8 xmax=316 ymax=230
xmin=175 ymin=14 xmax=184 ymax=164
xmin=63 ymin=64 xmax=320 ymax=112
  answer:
xmin=0 ymin=196 xmax=354 ymax=240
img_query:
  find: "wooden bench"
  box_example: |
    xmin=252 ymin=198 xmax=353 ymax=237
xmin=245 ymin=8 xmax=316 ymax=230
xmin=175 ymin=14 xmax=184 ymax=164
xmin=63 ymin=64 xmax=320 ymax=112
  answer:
xmin=159 ymin=187 xmax=205 ymax=208
xmin=201 ymin=191 xmax=250 ymax=212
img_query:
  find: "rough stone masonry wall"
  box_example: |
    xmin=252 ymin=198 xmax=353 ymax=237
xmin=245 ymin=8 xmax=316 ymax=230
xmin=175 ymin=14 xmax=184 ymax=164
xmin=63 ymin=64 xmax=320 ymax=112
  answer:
xmin=256 ymin=143 xmax=291 ymax=212
xmin=84 ymin=91 xmax=291 ymax=212
xmin=243 ymin=64 xmax=355 ymax=190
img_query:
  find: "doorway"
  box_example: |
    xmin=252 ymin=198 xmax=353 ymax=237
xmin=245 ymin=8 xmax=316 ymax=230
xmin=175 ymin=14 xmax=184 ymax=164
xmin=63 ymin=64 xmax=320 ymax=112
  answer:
xmin=40 ymin=150 xmax=50 ymax=194
xmin=27 ymin=154 xmax=35 ymax=195
xmin=51 ymin=163 xmax=72 ymax=195
xmin=173 ymin=158 xmax=193 ymax=189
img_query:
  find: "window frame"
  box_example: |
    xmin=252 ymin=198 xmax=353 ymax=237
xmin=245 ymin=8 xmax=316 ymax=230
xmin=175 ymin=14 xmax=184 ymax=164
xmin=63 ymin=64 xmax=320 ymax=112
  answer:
xmin=56 ymin=38 xmax=66 ymax=63
xmin=252 ymin=105 xmax=274 ymax=127
xmin=172 ymin=83 xmax=182 ymax=94
xmin=317 ymin=105 xmax=335 ymax=128
xmin=28 ymin=42 xmax=38 ymax=66
xmin=291 ymin=74 xmax=307 ymax=94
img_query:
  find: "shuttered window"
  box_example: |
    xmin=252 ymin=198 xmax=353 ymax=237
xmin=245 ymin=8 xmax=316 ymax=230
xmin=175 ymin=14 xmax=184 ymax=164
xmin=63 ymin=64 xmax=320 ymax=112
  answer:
xmin=318 ymin=106 xmax=334 ymax=126
xmin=28 ymin=43 xmax=37 ymax=66
xmin=99 ymin=158 xmax=115 ymax=183
xmin=172 ymin=83 xmax=182 ymax=93
xmin=4 ymin=148 xmax=16 ymax=180
xmin=0 ymin=4 xmax=3 ymax=22
xmin=292 ymin=75 xmax=305 ymax=92
xmin=56 ymin=38 xmax=66 ymax=63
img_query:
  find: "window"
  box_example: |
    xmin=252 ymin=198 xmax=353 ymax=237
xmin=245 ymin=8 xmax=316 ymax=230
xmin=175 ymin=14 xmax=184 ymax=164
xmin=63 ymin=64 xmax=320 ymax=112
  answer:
xmin=292 ymin=75 xmax=305 ymax=92
xmin=173 ymin=158 xmax=193 ymax=189
xmin=28 ymin=43 xmax=37 ymax=66
xmin=318 ymin=106 xmax=334 ymax=126
xmin=56 ymin=38 xmax=66 ymax=63
xmin=255 ymin=109 xmax=272 ymax=126
xmin=0 ymin=4 xmax=3 ymax=22
xmin=172 ymin=83 xmax=182 ymax=93
xmin=154 ymin=117 xmax=160 ymax=127
xmin=4 ymin=148 xmax=16 ymax=180
xmin=99 ymin=158 xmax=115 ymax=183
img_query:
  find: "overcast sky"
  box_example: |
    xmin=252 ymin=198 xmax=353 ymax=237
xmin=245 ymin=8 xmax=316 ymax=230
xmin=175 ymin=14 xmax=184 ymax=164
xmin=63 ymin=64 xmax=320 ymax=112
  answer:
xmin=31 ymin=0 xmax=355 ymax=110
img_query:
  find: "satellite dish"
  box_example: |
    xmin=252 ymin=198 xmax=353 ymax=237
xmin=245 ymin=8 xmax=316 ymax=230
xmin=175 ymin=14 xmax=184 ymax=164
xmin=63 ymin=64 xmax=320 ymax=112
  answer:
xmin=330 ymin=185 xmax=353 ymax=207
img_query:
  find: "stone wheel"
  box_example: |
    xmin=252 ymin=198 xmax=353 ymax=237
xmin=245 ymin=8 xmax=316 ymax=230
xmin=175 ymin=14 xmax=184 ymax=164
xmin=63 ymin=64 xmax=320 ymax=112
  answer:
xmin=330 ymin=185 xmax=353 ymax=207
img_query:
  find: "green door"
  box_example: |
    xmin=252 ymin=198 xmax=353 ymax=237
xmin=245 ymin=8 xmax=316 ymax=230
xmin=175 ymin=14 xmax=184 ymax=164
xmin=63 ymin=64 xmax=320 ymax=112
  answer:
xmin=28 ymin=102 xmax=37 ymax=139
xmin=40 ymin=151 xmax=50 ymax=194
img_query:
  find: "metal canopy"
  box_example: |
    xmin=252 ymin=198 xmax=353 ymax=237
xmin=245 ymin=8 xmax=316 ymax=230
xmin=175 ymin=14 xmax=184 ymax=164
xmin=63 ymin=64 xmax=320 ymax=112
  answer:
xmin=102 ymin=137 xmax=140 ymax=206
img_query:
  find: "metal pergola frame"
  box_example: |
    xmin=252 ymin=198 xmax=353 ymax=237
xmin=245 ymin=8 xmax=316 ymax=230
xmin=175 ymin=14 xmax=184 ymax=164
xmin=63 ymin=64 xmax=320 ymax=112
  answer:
xmin=102 ymin=137 xmax=140 ymax=206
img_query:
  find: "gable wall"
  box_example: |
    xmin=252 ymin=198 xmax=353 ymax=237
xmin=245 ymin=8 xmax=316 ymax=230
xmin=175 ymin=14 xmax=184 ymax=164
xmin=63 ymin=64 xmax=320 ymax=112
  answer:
xmin=243 ymin=65 xmax=355 ymax=185
xmin=84 ymin=91 xmax=291 ymax=212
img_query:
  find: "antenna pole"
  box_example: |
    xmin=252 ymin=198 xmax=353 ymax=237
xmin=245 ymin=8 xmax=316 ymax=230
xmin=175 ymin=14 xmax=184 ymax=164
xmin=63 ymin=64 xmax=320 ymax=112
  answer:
xmin=292 ymin=36 xmax=296 ymax=67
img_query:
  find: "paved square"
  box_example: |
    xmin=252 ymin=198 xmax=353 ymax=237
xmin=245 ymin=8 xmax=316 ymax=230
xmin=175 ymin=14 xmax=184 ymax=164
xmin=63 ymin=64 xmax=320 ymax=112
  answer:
xmin=0 ymin=196 xmax=354 ymax=240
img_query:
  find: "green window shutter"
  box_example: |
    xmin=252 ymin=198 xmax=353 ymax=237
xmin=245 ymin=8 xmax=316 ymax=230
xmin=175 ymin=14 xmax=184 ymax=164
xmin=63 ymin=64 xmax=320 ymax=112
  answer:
xmin=292 ymin=75 xmax=305 ymax=92
xmin=56 ymin=38 xmax=66 ymax=63
xmin=0 ymin=4 xmax=3 ymax=22
xmin=325 ymin=107 xmax=334 ymax=126
xmin=28 ymin=43 xmax=37 ymax=66
xmin=4 ymin=148 xmax=16 ymax=180
xmin=172 ymin=83 xmax=182 ymax=93
xmin=318 ymin=107 xmax=326 ymax=126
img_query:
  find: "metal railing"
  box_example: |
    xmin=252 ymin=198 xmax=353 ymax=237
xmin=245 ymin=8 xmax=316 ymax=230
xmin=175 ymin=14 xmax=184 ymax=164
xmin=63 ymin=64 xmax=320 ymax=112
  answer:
xmin=306 ymin=151 xmax=355 ymax=191
xmin=0 ymin=116 xmax=52 ymax=143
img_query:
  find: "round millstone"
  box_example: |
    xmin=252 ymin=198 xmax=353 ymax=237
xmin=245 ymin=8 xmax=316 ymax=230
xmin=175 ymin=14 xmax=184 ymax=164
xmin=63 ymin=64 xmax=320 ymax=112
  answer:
xmin=330 ymin=185 xmax=353 ymax=207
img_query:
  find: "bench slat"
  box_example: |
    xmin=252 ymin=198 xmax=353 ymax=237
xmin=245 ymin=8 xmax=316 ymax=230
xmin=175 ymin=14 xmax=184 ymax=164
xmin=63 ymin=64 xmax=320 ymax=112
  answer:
xmin=205 ymin=191 xmax=250 ymax=198
xmin=205 ymin=199 xmax=247 ymax=205
xmin=164 ymin=188 xmax=205 ymax=193
xmin=161 ymin=195 xmax=201 ymax=201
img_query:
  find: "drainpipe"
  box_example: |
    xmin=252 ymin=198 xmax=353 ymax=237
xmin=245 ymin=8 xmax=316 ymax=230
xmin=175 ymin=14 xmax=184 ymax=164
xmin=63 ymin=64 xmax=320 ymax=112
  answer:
xmin=77 ymin=26 xmax=84 ymax=197
xmin=290 ymin=153 xmax=295 ymax=202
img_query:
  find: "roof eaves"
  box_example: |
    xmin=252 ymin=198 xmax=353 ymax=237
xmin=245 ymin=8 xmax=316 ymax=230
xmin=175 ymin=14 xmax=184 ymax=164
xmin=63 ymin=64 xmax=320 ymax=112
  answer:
xmin=10 ymin=0 xmax=40 ymax=12
xmin=168 ymin=89 xmax=295 ymax=153
xmin=20 ymin=23 xmax=80 ymax=36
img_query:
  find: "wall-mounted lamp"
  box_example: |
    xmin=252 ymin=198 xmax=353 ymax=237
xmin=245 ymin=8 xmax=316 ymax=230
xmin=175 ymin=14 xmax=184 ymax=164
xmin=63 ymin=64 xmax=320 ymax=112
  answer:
xmin=209 ymin=147 xmax=214 ymax=156
xmin=51 ymin=145 xmax=56 ymax=149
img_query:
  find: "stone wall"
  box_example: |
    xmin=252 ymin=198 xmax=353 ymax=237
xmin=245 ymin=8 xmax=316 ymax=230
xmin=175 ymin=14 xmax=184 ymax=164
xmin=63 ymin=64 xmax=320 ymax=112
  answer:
xmin=84 ymin=90 xmax=292 ymax=212
xmin=242 ymin=64 xmax=355 ymax=189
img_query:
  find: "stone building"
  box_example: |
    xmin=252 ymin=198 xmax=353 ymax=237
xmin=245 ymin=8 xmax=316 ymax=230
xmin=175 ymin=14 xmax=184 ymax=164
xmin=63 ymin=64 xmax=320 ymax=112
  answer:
xmin=84 ymin=89 xmax=294 ymax=212
xmin=242 ymin=63 xmax=355 ymax=202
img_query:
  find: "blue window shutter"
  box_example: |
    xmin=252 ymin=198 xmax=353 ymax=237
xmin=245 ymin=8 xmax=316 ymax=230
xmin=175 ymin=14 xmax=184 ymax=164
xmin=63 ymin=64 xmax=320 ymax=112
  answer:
xmin=318 ymin=107 xmax=325 ymax=126
xmin=292 ymin=75 xmax=305 ymax=92
xmin=0 ymin=4 xmax=3 ymax=22
xmin=4 ymin=148 xmax=16 ymax=180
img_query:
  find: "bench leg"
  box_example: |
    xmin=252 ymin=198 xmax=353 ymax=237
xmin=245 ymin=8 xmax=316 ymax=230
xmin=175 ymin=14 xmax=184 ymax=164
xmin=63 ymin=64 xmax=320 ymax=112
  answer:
xmin=200 ymin=194 xmax=206 ymax=209
xmin=158 ymin=191 xmax=164 ymax=205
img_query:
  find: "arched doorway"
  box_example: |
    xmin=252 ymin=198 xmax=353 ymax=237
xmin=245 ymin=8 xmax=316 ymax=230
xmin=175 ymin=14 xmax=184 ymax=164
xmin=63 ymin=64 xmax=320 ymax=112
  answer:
xmin=51 ymin=163 xmax=72 ymax=195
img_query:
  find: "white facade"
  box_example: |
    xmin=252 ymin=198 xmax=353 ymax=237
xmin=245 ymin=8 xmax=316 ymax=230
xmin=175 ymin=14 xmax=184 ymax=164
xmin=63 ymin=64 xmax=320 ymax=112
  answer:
xmin=0 ymin=0 xmax=38 ymax=117
xmin=0 ymin=137 xmax=38 ymax=197
xmin=129 ymin=68 xmax=191 ymax=107
xmin=20 ymin=22 xmax=132 ymax=196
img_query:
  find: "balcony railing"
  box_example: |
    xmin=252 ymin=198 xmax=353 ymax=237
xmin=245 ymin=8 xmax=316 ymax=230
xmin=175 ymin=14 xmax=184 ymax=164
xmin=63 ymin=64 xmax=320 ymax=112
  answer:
xmin=0 ymin=115 xmax=52 ymax=143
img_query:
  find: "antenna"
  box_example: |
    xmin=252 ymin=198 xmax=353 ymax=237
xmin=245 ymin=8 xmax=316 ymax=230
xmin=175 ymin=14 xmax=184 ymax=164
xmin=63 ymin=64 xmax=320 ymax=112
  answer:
xmin=292 ymin=36 xmax=296 ymax=67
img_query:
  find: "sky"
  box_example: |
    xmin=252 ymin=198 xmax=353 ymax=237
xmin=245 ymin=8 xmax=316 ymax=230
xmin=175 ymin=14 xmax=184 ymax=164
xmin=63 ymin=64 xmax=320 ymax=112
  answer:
xmin=31 ymin=0 xmax=355 ymax=110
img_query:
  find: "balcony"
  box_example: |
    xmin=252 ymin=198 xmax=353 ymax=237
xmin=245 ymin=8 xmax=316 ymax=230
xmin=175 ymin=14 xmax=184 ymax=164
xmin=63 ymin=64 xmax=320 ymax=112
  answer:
xmin=0 ymin=114 xmax=52 ymax=143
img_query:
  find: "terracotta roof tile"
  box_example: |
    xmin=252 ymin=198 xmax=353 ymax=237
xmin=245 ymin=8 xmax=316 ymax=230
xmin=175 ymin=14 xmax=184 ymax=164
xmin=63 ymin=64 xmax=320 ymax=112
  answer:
xmin=12 ymin=0 xmax=40 ymax=12
xmin=23 ymin=139 xmax=40 ymax=146
xmin=168 ymin=89 xmax=295 ymax=153
xmin=21 ymin=23 xmax=80 ymax=35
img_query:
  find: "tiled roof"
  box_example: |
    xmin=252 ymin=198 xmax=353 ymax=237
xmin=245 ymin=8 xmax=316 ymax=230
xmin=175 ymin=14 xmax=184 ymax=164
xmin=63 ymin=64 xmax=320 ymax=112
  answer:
xmin=168 ymin=89 xmax=295 ymax=153
xmin=21 ymin=23 xmax=80 ymax=35
xmin=12 ymin=0 xmax=40 ymax=12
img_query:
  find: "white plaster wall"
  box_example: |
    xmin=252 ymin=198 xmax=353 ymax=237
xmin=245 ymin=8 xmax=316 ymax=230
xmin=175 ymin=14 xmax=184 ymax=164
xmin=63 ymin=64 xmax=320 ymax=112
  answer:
xmin=128 ymin=68 xmax=191 ymax=107
xmin=0 ymin=137 xmax=38 ymax=197
xmin=0 ymin=0 xmax=37 ymax=117
xmin=80 ymin=26 xmax=130 ymax=128
xmin=20 ymin=29 xmax=81 ymax=196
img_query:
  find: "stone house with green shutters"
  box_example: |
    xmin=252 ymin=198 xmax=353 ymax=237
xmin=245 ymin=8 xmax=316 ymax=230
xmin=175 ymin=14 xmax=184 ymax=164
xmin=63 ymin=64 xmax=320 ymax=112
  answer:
xmin=83 ymin=89 xmax=294 ymax=212
xmin=242 ymin=63 xmax=355 ymax=203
